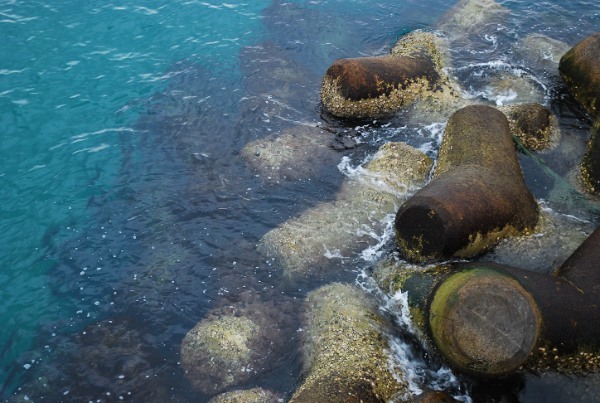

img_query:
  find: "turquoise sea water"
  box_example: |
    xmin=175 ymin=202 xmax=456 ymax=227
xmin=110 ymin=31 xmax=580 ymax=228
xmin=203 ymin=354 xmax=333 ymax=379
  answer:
xmin=1 ymin=0 xmax=600 ymax=401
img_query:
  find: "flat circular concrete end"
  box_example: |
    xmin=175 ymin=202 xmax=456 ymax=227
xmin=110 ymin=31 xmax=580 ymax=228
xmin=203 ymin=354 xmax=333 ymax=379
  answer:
xmin=429 ymin=267 xmax=541 ymax=376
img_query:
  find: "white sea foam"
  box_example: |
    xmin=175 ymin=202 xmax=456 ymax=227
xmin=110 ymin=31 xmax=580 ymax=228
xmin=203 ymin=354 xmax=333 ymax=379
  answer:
xmin=323 ymin=246 xmax=345 ymax=259
xmin=357 ymin=269 xmax=472 ymax=402
xmin=72 ymin=143 xmax=110 ymax=154
xmin=449 ymin=59 xmax=549 ymax=104
xmin=71 ymin=127 xmax=136 ymax=141
xmin=359 ymin=213 xmax=396 ymax=262
xmin=417 ymin=122 xmax=446 ymax=159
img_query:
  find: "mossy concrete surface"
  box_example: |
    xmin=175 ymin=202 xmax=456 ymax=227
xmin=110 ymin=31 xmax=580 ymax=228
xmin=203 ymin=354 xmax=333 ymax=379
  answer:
xmin=559 ymin=32 xmax=600 ymax=119
xmin=290 ymin=283 xmax=408 ymax=402
xmin=321 ymin=31 xmax=458 ymax=120
xmin=428 ymin=267 xmax=541 ymax=376
xmin=258 ymin=142 xmax=432 ymax=281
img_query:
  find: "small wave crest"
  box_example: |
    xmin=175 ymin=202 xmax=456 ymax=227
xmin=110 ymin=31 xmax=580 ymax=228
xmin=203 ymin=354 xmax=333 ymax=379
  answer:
xmin=357 ymin=270 xmax=472 ymax=402
xmin=448 ymin=59 xmax=549 ymax=105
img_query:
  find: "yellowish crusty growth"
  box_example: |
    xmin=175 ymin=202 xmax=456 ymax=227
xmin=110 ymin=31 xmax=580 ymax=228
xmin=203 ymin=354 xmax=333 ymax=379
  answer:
xmin=181 ymin=315 xmax=259 ymax=394
xmin=500 ymin=103 xmax=561 ymax=151
xmin=321 ymin=31 xmax=457 ymax=120
xmin=525 ymin=345 xmax=600 ymax=374
xmin=580 ymin=121 xmax=600 ymax=194
xmin=208 ymin=387 xmax=281 ymax=403
xmin=390 ymin=30 xmax=448 ymax=71
xmin=290 ymin=283 xmax=408 ymax=402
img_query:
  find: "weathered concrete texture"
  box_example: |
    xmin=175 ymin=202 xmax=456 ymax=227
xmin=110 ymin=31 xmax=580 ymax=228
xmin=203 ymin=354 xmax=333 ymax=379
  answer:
xmin=321 ymin=31 xmax=459 ymax=120
xmin=395 ymin=105 xmax=539 ymax=263
xmin=208 ymin=388 xmax=281 ymax=403
xmin=483 ymin=72 xmax=546 ymax=106
xmin=559 ymin=32 xmax=600 ymax=118
xmin=290 ymin=283 xmax=408 ymax=402
xmin=241 ymin=125 xmax=338 ymax=181
xmin=485 ymin=206 xmax=596 ymax=273
xmin=379 ymin=260 xmax=600 ymax=377
xmin=500 ymin=103 xmax=560 ymax=151
xmin=581 ymin=121 xmax=600 ymax=194
xmin=429 ymin=266 xmax=541 ymax=376
xmin=258 ymin=142 xmax=432 ymax=281
xmin=514 ymin=34 xmax=571 ymax=75
xmin=180 ymin=300 xmax=292 ymax=395
xmin=437 ymin=0 xmax=509 ymax=41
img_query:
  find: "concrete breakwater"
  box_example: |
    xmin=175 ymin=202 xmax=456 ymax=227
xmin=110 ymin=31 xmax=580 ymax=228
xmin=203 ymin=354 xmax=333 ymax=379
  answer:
xmin=177 ymin=1 xmax=600 ymax=401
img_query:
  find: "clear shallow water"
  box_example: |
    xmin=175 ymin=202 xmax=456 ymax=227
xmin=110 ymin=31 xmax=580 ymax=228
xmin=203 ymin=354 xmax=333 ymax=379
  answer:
xmin=1 ymin=0 xmax=599 ymax=401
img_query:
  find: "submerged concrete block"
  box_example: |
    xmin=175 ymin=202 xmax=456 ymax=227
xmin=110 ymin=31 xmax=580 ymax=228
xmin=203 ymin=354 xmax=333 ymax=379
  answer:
xmin=259 ymin=142 xmax=432 ymax=281
xmin=290 ymin=283 xmax=408 ymax=401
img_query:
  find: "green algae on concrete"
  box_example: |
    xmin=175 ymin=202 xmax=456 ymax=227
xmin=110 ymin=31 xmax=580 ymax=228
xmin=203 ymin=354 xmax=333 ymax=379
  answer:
xmin=428 ymin=267 xmax=541 ymax=376
xmin=371 ymin=259 xmax=450 ymax=340
xmin=258 ymin=142 xmax=432 ymax=281
xmin=290 ymin=283 xmax=408 ymax=402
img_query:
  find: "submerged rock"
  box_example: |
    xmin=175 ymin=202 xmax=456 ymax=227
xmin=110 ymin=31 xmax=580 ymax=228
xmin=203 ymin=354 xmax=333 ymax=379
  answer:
xmin=485 ymin=205 xmax=596 ymax=273
xmin=514 ymin=34 xmax=571 ymax=75
xmin=559 ymin=32 xmax=600 ymax=118
xmin=208 ymin=387 xmax=281 ymax=403
xmin=321 ymin=31 xmax=458 ymax=120
xmin=240 ymin=125 xmax=339 ymax=182
xmin=290 ymin=283 xmax=408 ymax=402
xmin=180 ymin=300 xmax=293 ymax=396
xmin=483 ymin=72 xmax=546 ymax=106
xmin=9 ymin=318 xmax=178 ymax=402
xmin=437 ymin=0 xmax=509 ymax=41
xmin=500 ymin=103 xmax=560 ymax=151
xmin=258 ymin=142 xmax=432 ymax=281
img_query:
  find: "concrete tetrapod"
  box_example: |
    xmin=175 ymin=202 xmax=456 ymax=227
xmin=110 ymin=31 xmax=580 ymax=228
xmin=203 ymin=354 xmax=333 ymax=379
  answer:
xmin=394 ymin=105 xmax=539 ymax=263
xmin=559 ymin=33 xmax=600 ymax=194
xmin=321 ymin=31 xmax=456 ymax=120
xmin=387 ymin=225 xmax=600 ymax=377
xmin=559 ymin=32 xmax=600 ymax=118
xmin=290 ymin=283 xmax=408 ymax=402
